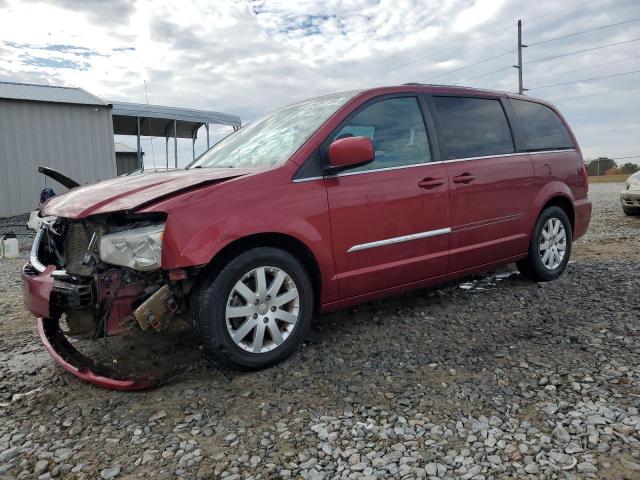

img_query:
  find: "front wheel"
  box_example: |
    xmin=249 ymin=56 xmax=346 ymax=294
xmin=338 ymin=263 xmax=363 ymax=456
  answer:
xmin=622 ymin=205 xmax=640 ymax=216
xmin=516 ymin=206 xmax=572 ymax=282
xmin=193 ymin=247 xmax=314 ymax=370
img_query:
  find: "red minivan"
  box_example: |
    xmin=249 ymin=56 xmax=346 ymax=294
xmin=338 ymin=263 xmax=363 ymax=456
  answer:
xmin=23 ymin=85 xmax=591 ymax=389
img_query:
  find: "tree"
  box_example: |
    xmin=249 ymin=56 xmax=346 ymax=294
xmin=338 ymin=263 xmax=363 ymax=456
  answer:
xmin=620 ymin=163 xmax=640 ymax=174
xmin=586 ymin=157 xmax=616 ymax=176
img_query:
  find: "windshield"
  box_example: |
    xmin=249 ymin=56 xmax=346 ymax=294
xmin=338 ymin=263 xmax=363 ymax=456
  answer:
xmin=190 ymin=91 xmax=358 ymax=169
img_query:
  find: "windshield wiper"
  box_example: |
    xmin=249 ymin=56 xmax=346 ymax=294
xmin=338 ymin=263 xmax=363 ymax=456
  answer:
xmin=192 ymin=164 xmax=235 ymax=169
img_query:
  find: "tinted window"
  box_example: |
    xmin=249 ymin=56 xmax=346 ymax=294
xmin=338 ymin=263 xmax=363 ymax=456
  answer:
xmin=511 ymin=99 xmax=574 ymax=151
xmin=432 ymin=96 xmax=514 ymax=160
xmin=332 ymin=96 xmax=431 ymax=171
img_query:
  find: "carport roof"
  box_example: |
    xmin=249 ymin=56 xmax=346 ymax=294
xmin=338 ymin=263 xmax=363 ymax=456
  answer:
xmin=110 ymin=101 xmax=241 ymax=139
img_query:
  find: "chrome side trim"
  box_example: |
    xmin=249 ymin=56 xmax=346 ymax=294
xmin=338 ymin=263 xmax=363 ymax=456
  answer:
xmin=292 ymin=176 xmax=324 ymax=183
xmin=293 ymin=149 xmax=576 ymax=181
xmin=347 ymin=227 xmax=451 ymax=252
xmin=328 ymin=161 xmax=433 ymax=178
xmin=30 ymin=228 xmax=66 ymax=275
xmin=528 ymin=149 xmax=576 ymax=156
xmin=437 ymin=148 xmax=575 ymax=164
xmin=30 ymin=228 xmax=46 ymax=273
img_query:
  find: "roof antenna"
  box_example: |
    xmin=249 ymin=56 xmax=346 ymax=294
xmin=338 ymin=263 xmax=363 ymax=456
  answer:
xmin=144 ymin=80 xmax=156 ymax=171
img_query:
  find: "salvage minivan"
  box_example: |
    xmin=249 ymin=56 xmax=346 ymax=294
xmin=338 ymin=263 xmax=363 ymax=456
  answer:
xmin=23 ymin=85 xmax=592 ymax=389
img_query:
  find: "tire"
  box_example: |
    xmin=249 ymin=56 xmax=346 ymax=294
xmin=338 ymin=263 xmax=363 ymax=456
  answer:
xmin=622 ymin=205 xmax=640 ymax=216
xmin=516 ymin=206 xmax=572 ymax=282
xmin=193 ymin=247 xmax=314 ymax=370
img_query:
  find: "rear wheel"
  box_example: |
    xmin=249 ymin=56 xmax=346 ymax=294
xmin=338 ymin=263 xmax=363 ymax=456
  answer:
xmin=193 ymin=247 xmax=314 ymax=370
xmin=516 ymin=206 xmax=572 ymax=282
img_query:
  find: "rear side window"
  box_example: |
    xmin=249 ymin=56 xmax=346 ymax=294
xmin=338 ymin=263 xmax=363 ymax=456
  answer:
xmin=432 ymin=96 xmax=514 ymax=160
xmin=332 ymin=96 xmax=431 ymax=171
xmin=511 ymin=99 xmax=574 ymax=151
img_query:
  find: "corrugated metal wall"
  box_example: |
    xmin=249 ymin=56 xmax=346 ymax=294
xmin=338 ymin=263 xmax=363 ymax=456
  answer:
xmin=115 ymin=153 xmax=139 ymax=176
xmin=0 ymin=100 xmax=116 ymax=217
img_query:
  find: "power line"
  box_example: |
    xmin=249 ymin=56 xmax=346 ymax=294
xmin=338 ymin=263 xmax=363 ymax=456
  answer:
xmin=527 ymin=17 xmax=640 ymax=47
xmin=611 ymin=155 xmax=640 ymax=160
xmin=525 ymin=55 xmax=640 ymax=83
xmin=344 ymin=0 xmax=607 ymax=86
xmin=524 ymin=38 xmax=640 ymax=65
xmin=420 ymin=3 xmax=628 ymax=86
xmin=419 ymin=49 xmax=515 ymax=82
xmin=458 ymin=65 xmax=514 ymax=83
xmin=527 ymin=69 xmax=640 ymax=90
xmin=547 ymin=83 xmax=640 ymax=102
xmin=375 ymin=30 xmax=510 ymax=76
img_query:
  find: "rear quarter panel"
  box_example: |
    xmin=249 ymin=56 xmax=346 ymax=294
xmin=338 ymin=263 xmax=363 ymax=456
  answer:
xmin=507 ymin=95 xmax=590 ymax=240
xmin=528 ymin=150 xmax=591 ymax=240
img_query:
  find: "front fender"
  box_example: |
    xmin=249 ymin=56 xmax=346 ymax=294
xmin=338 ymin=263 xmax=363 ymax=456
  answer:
xmin=141 ymin=169 xmax=337 ymax=303
xmin=163 ymin=210 xmax=329 ymax=270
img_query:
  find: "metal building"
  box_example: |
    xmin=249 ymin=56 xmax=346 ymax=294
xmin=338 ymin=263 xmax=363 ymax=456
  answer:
xmin=115 ymin=143 xmax=143 ymax=175
xmin=0 ymin=81 xmax=241 ymax=217
xmin=0 ymin=81 xmax=116 ymax=217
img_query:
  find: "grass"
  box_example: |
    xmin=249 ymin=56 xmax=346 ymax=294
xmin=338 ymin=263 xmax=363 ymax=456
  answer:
xmin=588 ymin=174 xmax=629 ymax=183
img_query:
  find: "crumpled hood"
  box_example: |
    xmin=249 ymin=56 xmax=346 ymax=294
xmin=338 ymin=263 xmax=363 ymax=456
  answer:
xmin=42 ymin=168 xmax=255 ymax=218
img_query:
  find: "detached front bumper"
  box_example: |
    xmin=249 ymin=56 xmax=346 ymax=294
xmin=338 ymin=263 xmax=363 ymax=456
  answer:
xmin=22 ymin=264 xmax=55 ymax=318
xmin=21 ymin=231 xmax=167 ymax=391
xmin=36 ymin=318 xmax=159 ymax=390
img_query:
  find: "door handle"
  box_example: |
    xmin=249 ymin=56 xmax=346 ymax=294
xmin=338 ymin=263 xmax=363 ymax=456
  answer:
xmin=418 ymin=177 xmax=445 ymax=189
xmin=452 ymin=173 xmax=476 ymax=184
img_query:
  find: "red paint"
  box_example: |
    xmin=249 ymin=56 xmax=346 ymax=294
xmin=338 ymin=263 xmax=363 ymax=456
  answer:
xmin=37 ymin=318 xmax=160 ymax=391
xmin=29 ymin=84 xmax=591 ymax=347
xmin=325 ymin=162 xmax=449 ymax=298
xmin=168 ymin=269 xmax=188 ymax=281
xmin=328 ymin=136 xmax=374 ymax=169
xmin=22 ymin=265 xmax=55 ymax=318
xmin=42 ymin=168 xmax=257 ymax=218
xmin=446 ymin=153 xmax=535 ymax=272
xmin=95 ymin=271 xmax=145 ymax=336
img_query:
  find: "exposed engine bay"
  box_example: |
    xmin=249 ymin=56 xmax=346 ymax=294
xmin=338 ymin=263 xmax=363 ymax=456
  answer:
xmin=24 ymin=211 xmax=196 ymax=389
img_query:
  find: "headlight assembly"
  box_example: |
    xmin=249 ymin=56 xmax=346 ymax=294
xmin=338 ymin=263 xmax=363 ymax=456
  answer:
xmin=99 ymin=224 xmax=164 ymax=271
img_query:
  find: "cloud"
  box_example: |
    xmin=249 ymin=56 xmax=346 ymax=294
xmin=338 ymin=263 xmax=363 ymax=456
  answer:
xmin=26 ymin=0 xmax=136 ymax=25
xmin=0 ymin=0 xmax=638 ymax=164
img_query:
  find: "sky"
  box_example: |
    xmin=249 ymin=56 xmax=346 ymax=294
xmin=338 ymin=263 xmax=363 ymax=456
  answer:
xmin=0 ymin=0 xmax=639 ymax=167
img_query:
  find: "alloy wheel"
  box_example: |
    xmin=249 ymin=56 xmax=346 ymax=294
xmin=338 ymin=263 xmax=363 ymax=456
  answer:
xmin=539 ymin=217 xmax=567 ymax=270
xmin=225 ymin=266 xmax=300 ymax=353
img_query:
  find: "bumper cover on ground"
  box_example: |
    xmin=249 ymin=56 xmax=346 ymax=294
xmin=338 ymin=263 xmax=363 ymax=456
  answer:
xmin=37 ymin=317 xmax=168 ymax=391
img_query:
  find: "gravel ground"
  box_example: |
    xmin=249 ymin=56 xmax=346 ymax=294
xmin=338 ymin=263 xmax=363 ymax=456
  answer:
xmin=0 ymin=182 xmax=639 ymax=480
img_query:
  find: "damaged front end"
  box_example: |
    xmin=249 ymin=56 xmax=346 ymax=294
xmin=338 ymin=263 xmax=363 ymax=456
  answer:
xmin=22 ymin=212 xmax=191 ymax=390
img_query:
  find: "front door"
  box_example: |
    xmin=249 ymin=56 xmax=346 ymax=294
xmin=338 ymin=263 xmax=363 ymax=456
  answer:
xmin=429 ymin=95 xmax=534 ymax=272
xmin=324 ymin=95 xmax=450 ymax=299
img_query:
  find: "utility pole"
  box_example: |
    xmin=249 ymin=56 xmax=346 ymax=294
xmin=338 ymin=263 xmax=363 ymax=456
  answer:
xmin=514 ymin=19 xmax=528 ymax=94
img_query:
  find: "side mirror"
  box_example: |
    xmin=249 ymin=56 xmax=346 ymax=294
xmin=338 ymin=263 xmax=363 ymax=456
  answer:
xmin=326 ymin=136 xmax=374 ymax=174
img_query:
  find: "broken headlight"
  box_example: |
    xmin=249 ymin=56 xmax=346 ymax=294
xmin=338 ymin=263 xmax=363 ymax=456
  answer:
xmin=99 ymin=224 xmax=164 ymax=271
